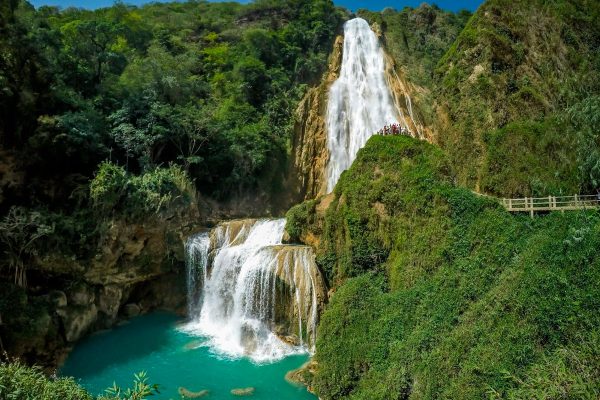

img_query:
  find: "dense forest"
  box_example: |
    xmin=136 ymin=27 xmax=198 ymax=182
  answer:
xmin=1 ymin=0 xmax=345 ymax=213
xmin=2 ymin=0 xmax=600 ymax=398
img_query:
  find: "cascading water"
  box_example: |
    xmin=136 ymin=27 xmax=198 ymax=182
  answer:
xmin=326 ymin=17 xmax=405 ymax=192
xmin=183 ymin=219 xmax=326 ymax=363
xmin=185 ymin=233 xmax=210 ymax=318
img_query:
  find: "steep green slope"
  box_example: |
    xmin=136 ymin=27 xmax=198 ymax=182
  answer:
xmin=287 ymin=136 xmax=600 ymax=399
xmin=433 ymin=0 xmax=600 ymax=196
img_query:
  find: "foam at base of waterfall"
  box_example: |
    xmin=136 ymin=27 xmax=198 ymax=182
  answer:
xmin=326 ymin=18 xmax=405 ymax=192
xmin=182 ymin=219 xmax=321 ymax=363
xmin=180 ymin=318 xmax=306 ymax=363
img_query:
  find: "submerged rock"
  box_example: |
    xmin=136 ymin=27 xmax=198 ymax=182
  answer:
xmin=183 ymin=340 xmax=203 ymax=350
xmin=231 ymin=387 xmax=255 ymax=396
xmin=178 ymin=387 xmax=209 ymax=398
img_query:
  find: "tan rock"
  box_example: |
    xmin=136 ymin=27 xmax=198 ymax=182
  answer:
xmin=231 ymin=387 xmax=255 ymax=396
xmin=97 ymin=285 xmax=122 ymax=319
xmin=178 ymin=387 xmax=209 ymax=398
xmin=290 ymin=35 xmax=343 ymax=201
xmin=61 ymin=304 xmax=98 ymax=342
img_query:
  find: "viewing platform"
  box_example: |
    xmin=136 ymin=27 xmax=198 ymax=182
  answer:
xmin=501 ymin=195 xmax=600 ymax=217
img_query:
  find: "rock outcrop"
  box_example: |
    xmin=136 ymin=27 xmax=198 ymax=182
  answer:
xmin=1 ymin=202 xmax=202 ymax=368
xmin=290 ymin=35 xmax=343 ymax=201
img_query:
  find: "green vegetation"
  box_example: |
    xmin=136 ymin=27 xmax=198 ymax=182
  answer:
xmin=0 ymin=360 xmax=159 ymax=400
xmin=90 ymin=162 xmax=195 ymax=219
xmin=288 ymin=136 xmax=600 ymax=399
xmin=433 ymin=0 xmax=600 ymax=196
xmin=1 ymin=0 xmax=345 ymax=208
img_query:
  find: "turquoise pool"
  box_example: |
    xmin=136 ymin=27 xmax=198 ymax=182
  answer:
xmin=60 ymin=312 xmax=316 ymax=399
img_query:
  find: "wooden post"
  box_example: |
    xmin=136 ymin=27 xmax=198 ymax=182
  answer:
xmin=574 ymin=194 xmax=578 ymax=206
xmin=548 ymin=195 xmax=551 ymax=210
xmin=530 ymin=197 xmax=534 ymax=219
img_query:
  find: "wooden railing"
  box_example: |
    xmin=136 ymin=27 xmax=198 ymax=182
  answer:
xmin=501 ymin=195 xmax=600 ymax=217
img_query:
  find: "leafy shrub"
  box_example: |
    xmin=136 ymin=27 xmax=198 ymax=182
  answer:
xmin=0 ymin=360 xmax=160 ymax=400
xmin=0 ymin=360 xmax=93 ymax=400
xmin=90 ymin=162 xmax=128 ymax=213
xmin=89 ymin=162 xmax=196 ymax=219
xmin=285 ymin=199 xmax=317 ymax=241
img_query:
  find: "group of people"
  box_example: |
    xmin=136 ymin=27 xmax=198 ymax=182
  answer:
xmin=376 ymin=124 xmax=412 ymax=136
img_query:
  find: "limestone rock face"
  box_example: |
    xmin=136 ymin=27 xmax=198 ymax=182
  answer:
xmin=97 ymin=285 xmax=123 ymax=321
xmin=269 ymin=245 xmax=328 ymax=349
xmin=6 ymin=201 xmax=201 ymax=368
xmin=383 ymin=52 xmax=432 ymax=141
xmin=123 ymin=303 xmax=141 ymax=318
xmin=60 ymin=304 xmax=98 ymax=343
xmin=290 ymin=35 xmax=343 ymax=201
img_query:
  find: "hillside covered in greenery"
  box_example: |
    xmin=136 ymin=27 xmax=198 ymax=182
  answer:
xmin=1 ymin=0 xmax=345 ymax=214
xmin=2 ymin=0 xmax=600 ymax=398
xmin=360 ymin=0 xmax=600 ymax=198
xmin=284 ymin=2 xmax=600 ymax=397
xmin=287 ymin=135 xmax=600 ymax=399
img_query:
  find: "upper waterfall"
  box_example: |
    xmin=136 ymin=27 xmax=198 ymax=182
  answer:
xmin=326 ymin=18 xmax=403 ymax=192
xmin=182 ymin=219 xmax=327 ymax=363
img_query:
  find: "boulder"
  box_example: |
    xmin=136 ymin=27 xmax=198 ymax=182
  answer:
xmin=68 ymin=282 xmax=95 ymax=306
xmin=97 ymin=285 xmax=122 ymax=319
xmin=48 ymin=290 xmax=67 ymax=308
xmin=60 ymin=304 xmax=98 ymax=342
xmin=178 ymin=387 xmax=209 ymax=398
xmin=231 ymin=387 xmax=255 ymax=396
xmin=123 ymin=303 xmax=141 ymax=318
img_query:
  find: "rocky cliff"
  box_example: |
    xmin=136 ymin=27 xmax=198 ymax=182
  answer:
xmin=290 ymin=35 xmax=344 ymax=201
xmin=0 ymin=202 xmax=202 ymax=368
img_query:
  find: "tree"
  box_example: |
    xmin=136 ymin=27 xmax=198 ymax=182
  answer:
xmin=0 ymin=207 xmax=53 ymax=288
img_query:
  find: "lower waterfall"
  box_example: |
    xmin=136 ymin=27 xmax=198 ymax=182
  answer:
xmin=183 ymin=219 xmax=326 ymax=363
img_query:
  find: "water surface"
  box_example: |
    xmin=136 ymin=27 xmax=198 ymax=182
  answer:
xmin=61 ymin=312 xmax=316 ymax=400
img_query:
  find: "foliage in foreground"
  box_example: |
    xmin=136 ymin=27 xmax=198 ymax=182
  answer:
xmin=288 ymin=136 xmax=600 ymax=399
xmin=0 ymin=360 xmax=159 ymax=400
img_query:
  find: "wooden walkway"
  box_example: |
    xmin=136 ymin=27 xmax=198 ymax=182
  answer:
xmin=501 ymin=195 xmax=600 ymax=217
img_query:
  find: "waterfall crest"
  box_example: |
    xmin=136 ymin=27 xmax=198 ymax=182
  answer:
xmin=183 ymin=219 xmax=326 ymax=363
xmin=326 ymin=17 xmax=404 ymax=192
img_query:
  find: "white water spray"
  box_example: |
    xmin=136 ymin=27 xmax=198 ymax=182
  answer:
xmin=326 ymin=18 xmax=404 ymax=192
xmin=183 ymin=219 xmax=325 ymax=363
